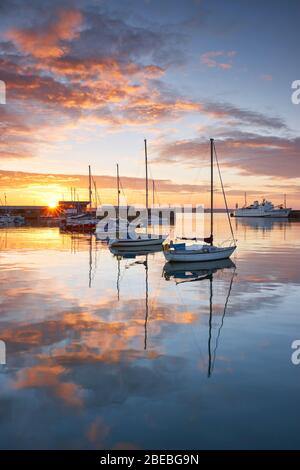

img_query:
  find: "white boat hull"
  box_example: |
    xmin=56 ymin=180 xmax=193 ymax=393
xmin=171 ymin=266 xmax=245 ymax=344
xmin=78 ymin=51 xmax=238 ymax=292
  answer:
xmin=110 ymin=235 xmax=167 ymax=248
xmin=234 ymin=208 xmax=291 ymax=218
xmin=164 ymin=245 xmax=236 ymax=263
xmin=110 ymin=244 xmax=163 ymax=257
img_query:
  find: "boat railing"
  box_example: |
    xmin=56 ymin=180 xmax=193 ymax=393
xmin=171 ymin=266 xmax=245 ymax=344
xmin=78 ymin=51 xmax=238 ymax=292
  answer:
xmin=218 ymin=238 xmax=236 ymax=247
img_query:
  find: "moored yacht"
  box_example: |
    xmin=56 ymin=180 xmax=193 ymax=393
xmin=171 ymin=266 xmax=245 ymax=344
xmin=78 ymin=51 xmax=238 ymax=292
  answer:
xmin=163 ymin=138 xmax=236 ymax=263
xmin=109 ymin=140 xmax=167 ymax=249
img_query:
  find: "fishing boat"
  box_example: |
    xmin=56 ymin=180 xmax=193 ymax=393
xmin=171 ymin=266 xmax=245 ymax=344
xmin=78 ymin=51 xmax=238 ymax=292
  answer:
xmin=163 ymin=138 xmax=236 ymax=263
xmin=233 ymin=199 xmax=291 ymax=218
xmin=109 ymin=140 xmax=167 ymax=249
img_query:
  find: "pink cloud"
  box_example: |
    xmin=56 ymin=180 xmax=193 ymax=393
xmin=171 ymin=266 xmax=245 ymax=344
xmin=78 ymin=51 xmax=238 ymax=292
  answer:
xmin=201 ymin=50 xmax=236 ymax=70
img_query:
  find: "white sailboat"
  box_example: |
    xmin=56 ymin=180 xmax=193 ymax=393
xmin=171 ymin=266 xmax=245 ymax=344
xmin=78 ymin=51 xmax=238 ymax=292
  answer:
xmin=109 ymin=140 xmax=167 ymax=249
xmin=163 ymin=138 xmax=236 ymax=263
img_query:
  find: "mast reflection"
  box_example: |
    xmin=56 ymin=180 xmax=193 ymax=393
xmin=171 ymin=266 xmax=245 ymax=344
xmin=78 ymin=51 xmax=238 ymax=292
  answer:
xmin=163 ymin=258 xmax=236 ymax=377
xmin=110 ymin=244 xmax=162 ymax=350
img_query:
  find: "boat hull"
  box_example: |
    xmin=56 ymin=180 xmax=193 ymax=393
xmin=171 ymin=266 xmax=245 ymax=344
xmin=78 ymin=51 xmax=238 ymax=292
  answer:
xmin=164 ymin=245 xmax=236 ymax=263
xmin=109 ymin=236 xmax=167 ymax=248
xmin=233 ymin=208 xmax=291 ymax=218
xmin=110 ymin=244 xmax=163 ymax=257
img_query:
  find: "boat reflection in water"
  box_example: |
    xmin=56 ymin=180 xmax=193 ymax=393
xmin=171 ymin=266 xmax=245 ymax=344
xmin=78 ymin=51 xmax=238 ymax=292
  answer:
xmin=109 ymin=243 xmax=163 ymax=259
xmin=163 ymin=258 xmax=236 ymax=377
xmin=163 ymin=258 xmax=235 ymax=282
xmin=109 ymin=244 xmax=163 ymax=350
xmin=235 ymin=216 xmax=291 ymax=232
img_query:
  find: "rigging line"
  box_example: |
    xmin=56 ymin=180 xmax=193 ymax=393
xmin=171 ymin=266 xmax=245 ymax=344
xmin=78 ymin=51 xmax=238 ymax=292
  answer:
xmin=119 ymin=179 xmax=127 ymax=203
xmin=213 ymin=142 xmax=236 ymax=244
xmin=211 ymin=267 xmax=236 ymax=373
xmin=147 ymin=165 xmax=161 ymax=206
xmin=92 ymin=176 xmax=102 ymax=206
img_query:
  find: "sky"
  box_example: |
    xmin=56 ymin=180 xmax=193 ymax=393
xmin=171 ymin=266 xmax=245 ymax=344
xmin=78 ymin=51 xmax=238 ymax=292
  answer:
xmin=0 ymin=0 xmax=299 ymax=208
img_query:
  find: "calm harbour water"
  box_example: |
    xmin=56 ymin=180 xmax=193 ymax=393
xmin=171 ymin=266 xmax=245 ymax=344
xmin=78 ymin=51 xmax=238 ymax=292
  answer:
xmin=0 ymin=214 xmax=300 ymax=450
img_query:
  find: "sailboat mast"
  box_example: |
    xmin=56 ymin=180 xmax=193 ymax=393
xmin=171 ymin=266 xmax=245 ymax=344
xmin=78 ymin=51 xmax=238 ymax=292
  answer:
xmin=152 ymin=180 xmax=155 ymax=207
xmin=93 ymin=180 xmax=98 ymax=207
xmin=88 ymin=165 xmax=92 ymax=209
xmin=144 ymin=139 xmax=149 ymax=214
xmin=116 ymin=163 xmax=120 ymax=216
xmin=210 ymin=138 xmax=214 ymax=246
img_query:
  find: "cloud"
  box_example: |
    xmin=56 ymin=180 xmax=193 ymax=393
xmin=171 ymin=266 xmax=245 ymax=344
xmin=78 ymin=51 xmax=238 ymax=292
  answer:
xmin=0 ymin=0 xmax=292 ymax=190
xmin=156 ymin=130 xmax=300 ymax=179
xmin=6 ymin=9 xmax=83 ymax=58
xmin=0 ymin=169 xmax=210 ymax=195
xmin=0 ymin=4 xmax=195 ymax=159
xmin=202 ymin=102 xmax=286 ymax=130
xmin=201 ymin=50 xmax=236 ymax=69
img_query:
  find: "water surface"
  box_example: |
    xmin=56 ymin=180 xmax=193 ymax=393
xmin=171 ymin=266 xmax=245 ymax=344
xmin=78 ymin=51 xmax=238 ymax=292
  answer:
xmin=0 ymin=215 xmax=299 ymax=449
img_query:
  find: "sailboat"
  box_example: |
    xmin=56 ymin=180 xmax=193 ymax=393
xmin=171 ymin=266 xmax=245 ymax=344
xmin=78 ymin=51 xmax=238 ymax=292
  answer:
xmin=109 ymin=140 xmax=167 ymax=249
xmin=163 ymin=138 xmax=236 ymax=263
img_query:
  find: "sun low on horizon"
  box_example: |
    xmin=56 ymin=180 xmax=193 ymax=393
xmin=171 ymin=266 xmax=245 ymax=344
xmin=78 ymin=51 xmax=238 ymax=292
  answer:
xmin=48 ymin=201 xmax=58 ymax=209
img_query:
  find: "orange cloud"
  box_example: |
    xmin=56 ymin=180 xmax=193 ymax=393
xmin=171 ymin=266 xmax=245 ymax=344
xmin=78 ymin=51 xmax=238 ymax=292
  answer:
xmin=7 ymin=9 xmax=83 ymax=58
